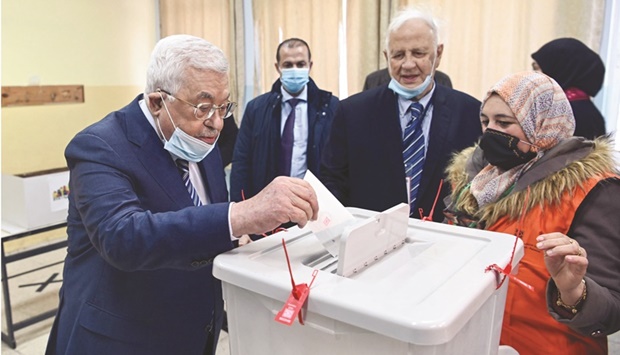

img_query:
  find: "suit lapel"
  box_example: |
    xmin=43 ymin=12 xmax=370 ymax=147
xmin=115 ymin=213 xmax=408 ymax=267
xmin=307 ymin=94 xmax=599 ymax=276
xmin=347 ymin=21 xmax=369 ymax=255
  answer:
xmin=124 ymin=96 xmax=193 ymax=208
xmin=379 ymin=88 xmax=405 ymax=174
xmin=420 ymin=86 xmax=451 ymax=200
xmin=306 ymin=95 xmax=318 ymax=167
xmin=198 ymin=151 xmax=227 ymax=203
xmin=270 ymin=94 xmax=283 ymax=181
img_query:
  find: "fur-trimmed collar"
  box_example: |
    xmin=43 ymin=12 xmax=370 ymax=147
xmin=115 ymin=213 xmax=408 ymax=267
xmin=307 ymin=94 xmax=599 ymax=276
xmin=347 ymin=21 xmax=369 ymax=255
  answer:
xmin=445 ymin=136 xmax=618 ymax=227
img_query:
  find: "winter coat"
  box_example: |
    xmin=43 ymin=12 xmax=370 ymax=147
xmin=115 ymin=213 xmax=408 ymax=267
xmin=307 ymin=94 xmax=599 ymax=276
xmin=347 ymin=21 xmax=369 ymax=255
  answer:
xmin=445 ymin=137 xmax=620 ymax=355
xmin=230 ymin=78 xmax=338 ymax=201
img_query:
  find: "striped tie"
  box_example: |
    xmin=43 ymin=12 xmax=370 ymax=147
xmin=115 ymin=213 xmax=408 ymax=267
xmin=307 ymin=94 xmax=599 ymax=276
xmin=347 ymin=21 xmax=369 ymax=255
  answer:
xmin=402 ymin=102 xmax=425 ymax=215
xmin=176 ymin=159 xmax=202 ymax=206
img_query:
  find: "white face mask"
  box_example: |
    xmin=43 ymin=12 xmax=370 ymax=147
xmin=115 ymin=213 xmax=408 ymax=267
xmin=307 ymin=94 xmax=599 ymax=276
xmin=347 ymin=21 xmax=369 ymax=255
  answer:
xmin=156 ymin=93 xmax=218 ymax=162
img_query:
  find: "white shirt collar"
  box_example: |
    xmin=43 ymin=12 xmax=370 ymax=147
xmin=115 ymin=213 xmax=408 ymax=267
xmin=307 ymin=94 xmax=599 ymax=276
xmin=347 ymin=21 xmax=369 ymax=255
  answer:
xmin=397 ymin=82 xmax=436 ymax=114
xmin=139 ymin=97 xmax=182 ymax=161
xmin=281 ymin=84 xmax=308 ymax=103
xmin=139 ymin=97 xmax=159 ymax=133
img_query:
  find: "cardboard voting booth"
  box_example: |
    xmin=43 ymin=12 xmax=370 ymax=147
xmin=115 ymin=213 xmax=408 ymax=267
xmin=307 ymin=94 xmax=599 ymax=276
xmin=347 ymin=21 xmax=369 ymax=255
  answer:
xmin=2 ymin=168 xmax=69 ymax=230
xmin=213 ymin=205 xmax=524 ymax=355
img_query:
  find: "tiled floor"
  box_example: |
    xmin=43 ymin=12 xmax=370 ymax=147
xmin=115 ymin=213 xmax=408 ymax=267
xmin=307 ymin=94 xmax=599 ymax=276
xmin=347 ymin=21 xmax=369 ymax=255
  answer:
xmin=2 ymin=240 xmax=619 ymax=354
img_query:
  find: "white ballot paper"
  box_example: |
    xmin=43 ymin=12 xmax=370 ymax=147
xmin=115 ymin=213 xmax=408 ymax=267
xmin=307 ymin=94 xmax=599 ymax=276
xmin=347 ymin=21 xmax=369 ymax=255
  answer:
xmin=302 ymin=171 xmax=354 ymax=257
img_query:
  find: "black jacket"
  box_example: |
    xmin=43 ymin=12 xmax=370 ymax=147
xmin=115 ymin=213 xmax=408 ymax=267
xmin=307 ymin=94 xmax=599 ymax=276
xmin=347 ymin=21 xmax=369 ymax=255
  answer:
xmin=230 ymin=78 xmax=339 ymax=201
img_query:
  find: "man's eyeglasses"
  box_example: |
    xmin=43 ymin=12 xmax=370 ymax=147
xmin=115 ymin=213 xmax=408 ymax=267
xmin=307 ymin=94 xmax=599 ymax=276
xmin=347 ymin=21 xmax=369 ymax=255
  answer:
xmin=158 ymin=89 xmax=237 ymax=120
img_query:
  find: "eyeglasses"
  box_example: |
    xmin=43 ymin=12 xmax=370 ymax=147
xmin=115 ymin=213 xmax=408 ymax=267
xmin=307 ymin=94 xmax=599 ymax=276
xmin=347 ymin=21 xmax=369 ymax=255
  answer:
xmin=158 ymin=89 xmax=237 ymax=120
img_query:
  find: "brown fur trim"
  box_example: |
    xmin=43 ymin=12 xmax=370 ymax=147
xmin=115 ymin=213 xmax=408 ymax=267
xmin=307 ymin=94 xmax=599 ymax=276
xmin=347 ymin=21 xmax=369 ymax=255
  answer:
xmin=446 ymin=138 xmax=618 ymax=226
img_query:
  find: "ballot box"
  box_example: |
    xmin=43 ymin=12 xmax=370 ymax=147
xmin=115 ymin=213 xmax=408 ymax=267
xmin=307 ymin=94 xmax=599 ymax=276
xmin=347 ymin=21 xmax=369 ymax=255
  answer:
xmin=213 ymin=205 xmax=523 ymax=355
xmin=2 ymin=168 xmax=69 ymax=230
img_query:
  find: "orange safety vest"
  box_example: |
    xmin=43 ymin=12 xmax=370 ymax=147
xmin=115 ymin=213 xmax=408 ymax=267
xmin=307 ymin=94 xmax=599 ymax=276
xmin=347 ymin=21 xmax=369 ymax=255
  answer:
xmin=489 ymin=175 xmax=610 ymax=355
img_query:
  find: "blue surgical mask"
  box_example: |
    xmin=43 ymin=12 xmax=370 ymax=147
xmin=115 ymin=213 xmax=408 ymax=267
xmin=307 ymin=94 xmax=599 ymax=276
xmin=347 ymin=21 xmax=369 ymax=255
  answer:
xmin=388 ymin=74 xmax=433 ymax=100
xmin=280 ymin=68 xmax=309 ymax=94
xmin=157 ymin=94 xmax=218 ymax=162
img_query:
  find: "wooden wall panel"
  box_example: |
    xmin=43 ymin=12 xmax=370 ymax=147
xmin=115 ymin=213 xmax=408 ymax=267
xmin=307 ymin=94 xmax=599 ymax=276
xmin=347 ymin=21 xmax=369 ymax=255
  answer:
xmin=2 ymin=85 xmax=84 ymax=107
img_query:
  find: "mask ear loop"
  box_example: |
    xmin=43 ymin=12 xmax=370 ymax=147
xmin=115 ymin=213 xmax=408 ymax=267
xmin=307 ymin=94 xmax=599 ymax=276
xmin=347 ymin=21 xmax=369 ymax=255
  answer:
xmin=428 ymin=53 xmax=438 ymax=82
xmin=155 ymin=89 xmax=178 ymax=142
xmin=519 ymin=139 xmax=540 ymax=153
xmin=386 ymin=47 xmax=438 ymax=84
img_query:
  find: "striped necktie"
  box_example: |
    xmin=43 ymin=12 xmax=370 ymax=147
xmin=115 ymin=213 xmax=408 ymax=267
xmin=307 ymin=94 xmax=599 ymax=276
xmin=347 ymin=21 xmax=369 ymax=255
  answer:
xmin=402 ymin=102 xmax=425 ymax=215
xmin=176 ymin=159 xmax=202 ymax=206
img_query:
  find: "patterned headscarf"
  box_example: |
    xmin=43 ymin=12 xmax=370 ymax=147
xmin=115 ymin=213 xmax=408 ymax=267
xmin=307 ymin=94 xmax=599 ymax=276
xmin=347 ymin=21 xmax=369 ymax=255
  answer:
xmin=470 ymin=71 xmax=575 ymax=207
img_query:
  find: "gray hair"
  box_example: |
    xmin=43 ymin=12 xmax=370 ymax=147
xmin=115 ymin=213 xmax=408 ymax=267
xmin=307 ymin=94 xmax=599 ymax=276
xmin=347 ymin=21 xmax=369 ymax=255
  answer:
xmin=385 ymin=8 xmax=440 ymax=52
xmin=144 ymin=34 xmax=229 ymax=99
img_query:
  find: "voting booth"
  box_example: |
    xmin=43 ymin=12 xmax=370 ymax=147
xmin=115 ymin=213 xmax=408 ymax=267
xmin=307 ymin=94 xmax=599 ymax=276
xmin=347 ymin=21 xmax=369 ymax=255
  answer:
xmin=213 ymin=205 xmax=523 ymax=355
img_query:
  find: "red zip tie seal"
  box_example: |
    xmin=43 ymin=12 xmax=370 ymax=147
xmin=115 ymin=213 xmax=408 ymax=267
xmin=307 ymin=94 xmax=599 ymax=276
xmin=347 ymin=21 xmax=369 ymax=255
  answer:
xmin=485 ymin=186 xmax=534 ymax=292
xmin=419 ymin=179 xmax=443 ymax=221
xmin=275 ymin=238 xmax=318 ymax=326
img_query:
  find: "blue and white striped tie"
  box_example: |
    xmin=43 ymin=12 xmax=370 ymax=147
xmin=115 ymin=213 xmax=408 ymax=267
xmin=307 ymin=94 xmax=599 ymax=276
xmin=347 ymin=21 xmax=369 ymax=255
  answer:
xmin=402 ymin=102 xmax=425 ymax=215
xmin=176 ymin=159 xmax=202 ymax=206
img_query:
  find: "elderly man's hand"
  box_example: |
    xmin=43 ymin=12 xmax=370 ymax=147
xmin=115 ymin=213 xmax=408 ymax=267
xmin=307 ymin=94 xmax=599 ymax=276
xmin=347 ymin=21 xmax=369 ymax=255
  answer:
xmin=230 ymin=176 xmax=318 ymax=236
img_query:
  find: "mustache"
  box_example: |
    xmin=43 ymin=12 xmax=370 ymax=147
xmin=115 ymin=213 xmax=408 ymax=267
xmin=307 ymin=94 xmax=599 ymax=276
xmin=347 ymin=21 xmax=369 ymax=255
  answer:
xmin=198 ymin=125 xmax=220 ymax=138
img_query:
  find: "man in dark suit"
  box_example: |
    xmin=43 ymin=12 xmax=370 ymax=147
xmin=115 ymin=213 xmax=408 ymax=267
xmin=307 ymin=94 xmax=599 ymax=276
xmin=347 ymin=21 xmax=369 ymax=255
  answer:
xmin=230 ymin=38 xmax=339 ymax=203
xmin=321 ymin=8 xmax=482 ymax=222
xmin=363 ymin=67 xmax=453 ymax=91
xmin=46 ymin=35 xmax=318 ymax=355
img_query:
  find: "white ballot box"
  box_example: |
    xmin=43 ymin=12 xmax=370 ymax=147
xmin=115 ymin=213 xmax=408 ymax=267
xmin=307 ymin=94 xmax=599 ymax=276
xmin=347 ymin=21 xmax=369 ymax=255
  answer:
xmin=2 ymin=168 xmax=69 ymax=230
xmin=213 ymin=206 xmax=523 ymax=355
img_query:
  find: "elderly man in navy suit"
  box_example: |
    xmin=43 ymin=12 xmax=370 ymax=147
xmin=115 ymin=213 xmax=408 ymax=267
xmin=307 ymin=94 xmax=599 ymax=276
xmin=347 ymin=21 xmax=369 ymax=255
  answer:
xmin=321 ymin=8 xmax=482 ymax=222
xmin=46 ymin=35 xmax=318 ymax=355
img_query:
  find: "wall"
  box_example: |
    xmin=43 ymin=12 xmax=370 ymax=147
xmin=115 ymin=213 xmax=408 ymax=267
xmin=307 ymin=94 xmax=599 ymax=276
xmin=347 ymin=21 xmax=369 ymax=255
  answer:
xmin=1 ymin=0 xmax=158 ymax=174
xmin=597 ymin=0 xmax=620 ymax=148
xmin=390 ymin=0 xmax=605 ymax=101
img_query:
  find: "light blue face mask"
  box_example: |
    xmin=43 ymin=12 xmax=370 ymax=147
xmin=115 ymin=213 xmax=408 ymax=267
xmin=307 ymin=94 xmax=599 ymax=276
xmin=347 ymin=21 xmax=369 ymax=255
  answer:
xmin=280 ymin=68 xmax=309 ymax=94
xmin=388 ymin=57 xmax=437 ymax=100
xmin=388 ymin=74 xmax=433 ymax=100
xmin=157 ymin=93 xmax=218 ymax=162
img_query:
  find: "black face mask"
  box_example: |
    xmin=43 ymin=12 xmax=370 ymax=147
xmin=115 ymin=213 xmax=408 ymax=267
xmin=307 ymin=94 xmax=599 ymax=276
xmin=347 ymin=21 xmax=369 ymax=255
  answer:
xmin=479 ymin=129 xmax=537 ymax=170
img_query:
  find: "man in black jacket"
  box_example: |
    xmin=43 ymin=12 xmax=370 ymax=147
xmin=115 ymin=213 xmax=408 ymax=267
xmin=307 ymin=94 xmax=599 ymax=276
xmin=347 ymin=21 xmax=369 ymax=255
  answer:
xmin=230 ymin=38 xmax=339 ymax=202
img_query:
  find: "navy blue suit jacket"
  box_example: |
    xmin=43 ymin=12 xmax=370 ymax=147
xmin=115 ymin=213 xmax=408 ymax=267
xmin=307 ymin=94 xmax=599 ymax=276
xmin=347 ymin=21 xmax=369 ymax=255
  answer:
xmin=230 ymin=79 xmax=338 ymax=202
xmin=46 ymin=95 xmax=233 ymax=355
xmin=321 ymin=84 xmax=482 ymax=222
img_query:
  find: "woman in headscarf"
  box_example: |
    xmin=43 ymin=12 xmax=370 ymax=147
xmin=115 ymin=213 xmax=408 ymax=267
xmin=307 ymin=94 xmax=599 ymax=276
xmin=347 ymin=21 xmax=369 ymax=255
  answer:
xmin=531 ymin=37 xmax=606 ymax=139
xmin=443 ymin=71 xmax=620 ymax=354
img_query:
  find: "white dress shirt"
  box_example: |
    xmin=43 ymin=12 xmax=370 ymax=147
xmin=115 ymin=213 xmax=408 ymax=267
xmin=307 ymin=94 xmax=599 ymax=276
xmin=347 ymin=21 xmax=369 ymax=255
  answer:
xmin=280 ymin=86 xmax=309 ymax=178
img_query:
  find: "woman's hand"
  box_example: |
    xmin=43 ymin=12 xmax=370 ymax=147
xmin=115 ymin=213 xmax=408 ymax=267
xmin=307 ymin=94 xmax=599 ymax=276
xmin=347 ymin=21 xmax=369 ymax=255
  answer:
xmin=536 ymin=232 xmax=587 ymax=305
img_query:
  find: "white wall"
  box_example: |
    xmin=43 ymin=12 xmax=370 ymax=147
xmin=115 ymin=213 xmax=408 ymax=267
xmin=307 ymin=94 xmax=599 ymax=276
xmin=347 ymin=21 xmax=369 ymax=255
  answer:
xmin=596 ymin=0 xmax=620 ymax=151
